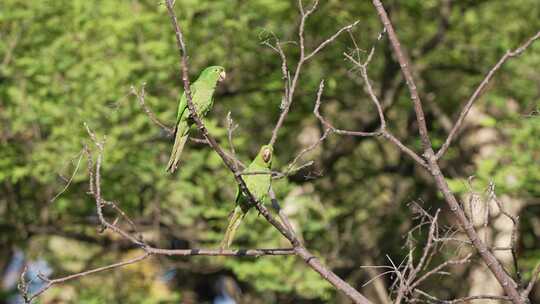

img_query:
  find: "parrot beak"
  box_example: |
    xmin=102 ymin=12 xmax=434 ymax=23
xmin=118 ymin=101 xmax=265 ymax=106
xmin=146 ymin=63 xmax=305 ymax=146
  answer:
xmin=219 ymin=70 xmax=227 ymax=82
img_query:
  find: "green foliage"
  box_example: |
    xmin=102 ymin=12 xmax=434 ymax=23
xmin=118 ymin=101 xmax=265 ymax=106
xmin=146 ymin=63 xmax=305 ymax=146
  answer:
xmin=1 ymin=0 xmax=539 ymax=303
xmin=225 ymin=256 xmax=333 ymax=300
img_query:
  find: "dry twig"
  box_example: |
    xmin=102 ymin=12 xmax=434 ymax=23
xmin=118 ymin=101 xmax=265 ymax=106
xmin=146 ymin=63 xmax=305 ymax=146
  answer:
xmin=268 ymin=0 xmax=359 ymax=146
xmin=436 ymin=31 xmax=540 ymax=160
xmin=370 ymin=1 xmax=524 ymax=301
xmin=131 ymin=84 xmax=174 ymax=135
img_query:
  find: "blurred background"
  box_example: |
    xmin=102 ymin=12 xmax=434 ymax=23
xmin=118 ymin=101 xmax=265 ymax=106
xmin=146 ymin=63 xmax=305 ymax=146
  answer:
xmin=1 ymin=0 xmax=539 ymax=303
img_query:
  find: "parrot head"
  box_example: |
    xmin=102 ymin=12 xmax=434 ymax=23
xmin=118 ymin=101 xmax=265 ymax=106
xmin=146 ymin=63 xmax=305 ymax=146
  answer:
xmin=201 ymin=66 xmax=226 ymax=83
xmin=257 ymin=145 xmax=273 ymax=167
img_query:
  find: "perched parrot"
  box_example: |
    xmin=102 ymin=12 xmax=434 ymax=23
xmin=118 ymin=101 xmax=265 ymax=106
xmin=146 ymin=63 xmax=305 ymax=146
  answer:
xmin=166 ymin=66 xmax=226 ymax=172
xmin=221 ymin=145 xmax=273 ymax=249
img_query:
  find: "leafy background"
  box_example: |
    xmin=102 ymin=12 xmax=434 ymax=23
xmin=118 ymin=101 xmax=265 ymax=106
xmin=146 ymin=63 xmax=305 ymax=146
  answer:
xmin=1 ymin=0 xmax=539 ymax=303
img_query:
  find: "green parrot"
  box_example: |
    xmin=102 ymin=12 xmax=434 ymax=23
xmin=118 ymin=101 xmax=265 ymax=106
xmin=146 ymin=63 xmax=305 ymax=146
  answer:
xmin=166 ymin=66 xmax=226 ymax=172
xmin=221 ymin=145 xmax=273 ymax=249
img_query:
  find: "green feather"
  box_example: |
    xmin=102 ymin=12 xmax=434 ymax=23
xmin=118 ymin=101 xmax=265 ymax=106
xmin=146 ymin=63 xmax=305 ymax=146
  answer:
xmin=166 ymin=66 xmax=226 ymax=172
xmin=221 ymin=145 xmax=273 ymax=249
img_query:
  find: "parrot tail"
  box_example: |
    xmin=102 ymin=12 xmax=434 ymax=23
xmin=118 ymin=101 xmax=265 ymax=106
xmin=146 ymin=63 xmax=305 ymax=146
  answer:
xmin=220 ymin=205 xmax=247 ymax=249
xmin=166 ymin=127 xmax=189 ymax=173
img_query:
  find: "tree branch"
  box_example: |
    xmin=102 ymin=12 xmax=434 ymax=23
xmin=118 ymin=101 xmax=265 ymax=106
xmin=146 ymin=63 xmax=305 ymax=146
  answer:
xmin=268 ymin=0 xmax=359 ymax=146
xmin=24 ymin=253 xmax=151 ymax=303
xmin=370 ymin=1 xmax=523 ymax=302
xmin=522 ymin=264 xmax=540 ymax=298
xmin=436 ymin=30 xmax=540 ymax=160
xmin=131 ymin=84 xmax=174 ymax=135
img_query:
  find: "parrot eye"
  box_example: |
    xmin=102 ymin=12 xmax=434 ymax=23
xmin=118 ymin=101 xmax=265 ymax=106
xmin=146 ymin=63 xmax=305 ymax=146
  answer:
xmin=262 ymin=148 xmax=271 ymax=163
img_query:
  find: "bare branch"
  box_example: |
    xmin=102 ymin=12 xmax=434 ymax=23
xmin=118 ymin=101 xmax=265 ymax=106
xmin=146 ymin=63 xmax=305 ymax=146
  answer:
xmin=342 ymin=34 xmax=429 ymax=169
xmin=436 ymin=30 xmax=540 ymax=159
xmin=50 ymin=149 xmax=84 ymax=203
xmin=268 ymin=0 xmax=359 ymax=146
xmin=262 ymin=36 xmax=291 ymax=111
xmin=371 ymin=0 xmax=432 ymax=150
xmin=314 ymin=80 xmax=379 ymax=137
xmin=131 ymin=84 xmax=174 ymax=135
xmin=313 ymin=78 xmax=427 ymax=169
xmin=285 ymin=127 xmax=330 ymax=174
xmin=370 ymin=1 xmax=522 ymax=301
xmin=343 ymin=52 xmax=385 ymax=129
xmin=410 ymin=253 xmax=473 ymax=291
xmin=391 ymin=208 xmax=459 ymax=303
xmin=26 ymin=253 xmax=151 ymax=303
xmin=522 ymin=264 xmax=540 ymax=298
xmin=412 ymin=210 xmax=441 ymax=278
xmin=381 ymin=131 xmax=428 ymax=168
xmin=102 ymin=199 xmax=143 ymax=242
xmin=304 ymin=20 xmax=360 ymax=62
xmin=84 ymin=123 xmax=146 ymax=247
xmin=25 ymin=243 xmax=296 ymax=303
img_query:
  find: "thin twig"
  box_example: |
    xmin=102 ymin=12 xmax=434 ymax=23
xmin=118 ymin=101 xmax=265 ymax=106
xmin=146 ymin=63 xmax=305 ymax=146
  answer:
xmin=314 ymin=81 xmax=379 ymax=137
xmin=410 ymin=253 xmax=473 ymax=291
xmin=84 ymin=123 xmax=146 ymax=247
xmin=268 ymin=0 xmax=359 ymax=146
xmin=285 ymin=127 xmax=330 ymax=174
xmin=313 ymin=79 xmax=427 ymax=169
xmin=131 ymin=84 xmax=174 ymax=135
xmin=304 ymin=20 xmax=360 ymax=62
xmin=412 ymin=210 xmax=441 ymax=279
xmin=381 ymin=131 xmax=428 ymax=168
xmin=102 ymin=200 xmax=144 ymax=242
xmin=50 ymin=149 xmax=84 ymax=203
xmin=436 ymin=30 xmax=540 ymax=160
xmin=26 ymin=253 xmax=151 ymax=303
